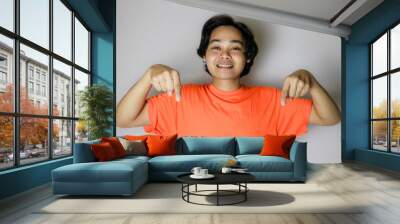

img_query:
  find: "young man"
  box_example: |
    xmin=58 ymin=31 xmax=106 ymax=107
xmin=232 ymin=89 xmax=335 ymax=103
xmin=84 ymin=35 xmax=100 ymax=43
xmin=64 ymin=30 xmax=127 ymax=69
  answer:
xmin=116 ymin=14 xmax=341 ymax=137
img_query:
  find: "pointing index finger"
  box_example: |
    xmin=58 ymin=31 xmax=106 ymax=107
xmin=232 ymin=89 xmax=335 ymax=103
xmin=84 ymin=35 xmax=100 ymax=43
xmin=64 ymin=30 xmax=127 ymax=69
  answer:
xmin=172 ymin=71 xmax=181 ymax=102
xmin=281 ymin=81 xmax=289 ymax=106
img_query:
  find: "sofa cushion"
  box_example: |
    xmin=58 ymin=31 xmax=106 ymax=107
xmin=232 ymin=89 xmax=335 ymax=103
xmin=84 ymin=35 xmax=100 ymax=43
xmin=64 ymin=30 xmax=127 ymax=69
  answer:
xmin=101 ymin=137 xmax=127 ymax=158
xmin=236 ymin=155 xmax=293 ymax=172
xmin=176 ymin=137 xmax=236 ymax=155
xmin=236 ymin=137 xmax=264 ymax=155
xmin=148 ymin=154 xmax=235 ymax=172
xmin=91 ymin=142 xmax=118 ymax=161
xmin=260 ymin=135 xmax=296 ymax=159
xmin=114 ymin=155 xmax=150 ymax=163
xmin=118 ymin=138 xmax=148 ymax=156
xmin=146 ymin=134 xmax=177 ymax=156
xmin=52 ymin=159 xmax=147 ymax=183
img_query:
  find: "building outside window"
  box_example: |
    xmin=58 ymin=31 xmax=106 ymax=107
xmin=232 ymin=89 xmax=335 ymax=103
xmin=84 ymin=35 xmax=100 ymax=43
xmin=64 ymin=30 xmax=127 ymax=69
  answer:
xmin=35 ymin=70 xmax=40 ymax=81
xmin=28 ymin=67 xmax=34 ymax=80
xmin=42 ymin=85 xmax=46 ymax=97
xmin=28 ymin=81 xmax=34 ymax=94
xmin=0 ymin=54 xmax=7 ymax=67
xmin=41 ymin=73 xmax=46 ymax=82
xmin=0 ymin=71 xmax=6 ymax=84
xmin=0 ymin=54 xmax=7 ymax=89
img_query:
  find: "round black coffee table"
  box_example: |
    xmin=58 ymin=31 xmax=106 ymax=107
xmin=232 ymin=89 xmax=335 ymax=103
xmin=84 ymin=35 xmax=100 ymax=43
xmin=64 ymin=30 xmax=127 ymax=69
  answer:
xmin=177 ymin=172 xmax=255 ymax=206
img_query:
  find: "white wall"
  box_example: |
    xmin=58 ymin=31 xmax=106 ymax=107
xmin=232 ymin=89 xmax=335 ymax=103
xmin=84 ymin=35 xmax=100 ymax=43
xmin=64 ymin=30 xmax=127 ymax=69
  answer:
xmin=116 ymin=0 xmax=342 ymax=163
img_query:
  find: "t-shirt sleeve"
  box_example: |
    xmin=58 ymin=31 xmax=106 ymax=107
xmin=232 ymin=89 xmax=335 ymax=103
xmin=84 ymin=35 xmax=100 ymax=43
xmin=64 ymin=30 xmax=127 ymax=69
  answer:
xmin=143 ymin=92 xmax=177 ymax=135
xmin=276 ymin=90 xmax=313 ymax=136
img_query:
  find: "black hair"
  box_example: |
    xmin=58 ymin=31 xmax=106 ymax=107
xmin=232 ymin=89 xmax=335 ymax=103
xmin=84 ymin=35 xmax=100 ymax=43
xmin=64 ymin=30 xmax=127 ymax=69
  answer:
xmin=197 ymin=14 xmax=258 ymax=77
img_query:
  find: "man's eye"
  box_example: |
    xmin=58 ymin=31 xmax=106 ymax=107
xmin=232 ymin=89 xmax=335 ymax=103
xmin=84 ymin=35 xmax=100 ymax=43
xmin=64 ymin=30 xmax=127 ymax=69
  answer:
xmin=232 ymin=47 xmax=242 ymax=51
xmin=211 ymin=46 xmax=221 ymax=50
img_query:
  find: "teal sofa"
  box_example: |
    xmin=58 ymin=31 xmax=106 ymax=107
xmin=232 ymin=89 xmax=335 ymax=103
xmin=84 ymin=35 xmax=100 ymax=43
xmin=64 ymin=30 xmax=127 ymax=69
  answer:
xmin=52 ymin=137 xmax=307 ymax=196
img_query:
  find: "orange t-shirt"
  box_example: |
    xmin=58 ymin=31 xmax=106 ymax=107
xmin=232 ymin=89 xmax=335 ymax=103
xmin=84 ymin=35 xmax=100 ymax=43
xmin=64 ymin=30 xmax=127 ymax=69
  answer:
xmin=144 ymin=83 xmax=313 ymax=137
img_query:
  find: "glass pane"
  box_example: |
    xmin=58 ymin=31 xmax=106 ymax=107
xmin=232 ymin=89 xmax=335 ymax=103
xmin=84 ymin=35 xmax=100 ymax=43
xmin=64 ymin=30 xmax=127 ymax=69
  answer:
xmin=74 ymin=69 xmax=89 ymax=117
xmin=392 ymin=24 xmax=400 ymax=70
xmin=391 ymin=72 xmax=400 ymax=118
xmin=0 ymin=116 xmax=13 ymax=170
xmin=372 ymin=33 xmax=387 ymax=76
xmin=53 ymin=119 xmax=72 ymax=157
xmin=75 ymin=120 xmax=88 ymax=143
xmin=53 ymin=0 xmax=72 ymax=60
xmin=0 ymin=0 xmax=13 ymax=31
xmin=372 ymin=76 xmax=387 ymax=119
xmin=391 ymin=120 xmax=400 ymax=153
xmin=20 ymin=0 xmax=49 ymax=49
xmin=74 ymin=17 xmax=89 ymax=70
xmin=372 ymin=121 xmax=387 ymax=151
xmin=53 ymin=59 xmax=72 ymax=116
xmin=20 ymin=117 xmax=49 ymax=165
xmin=20 ymin=44 xmax=49 ymax=115
xmin=0 ymin=34 xmax=14 ymax=112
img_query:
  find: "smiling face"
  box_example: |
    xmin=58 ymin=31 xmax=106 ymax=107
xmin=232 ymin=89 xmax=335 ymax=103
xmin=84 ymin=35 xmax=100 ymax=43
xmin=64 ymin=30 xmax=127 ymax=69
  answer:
xmin=203 ymin=25 xmax=249 ymax=80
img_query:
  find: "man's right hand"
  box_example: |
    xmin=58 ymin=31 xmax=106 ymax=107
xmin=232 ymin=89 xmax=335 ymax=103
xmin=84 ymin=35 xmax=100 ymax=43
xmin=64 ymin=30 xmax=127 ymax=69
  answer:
xmin=146 ymin=64 xmax=182 ymax=101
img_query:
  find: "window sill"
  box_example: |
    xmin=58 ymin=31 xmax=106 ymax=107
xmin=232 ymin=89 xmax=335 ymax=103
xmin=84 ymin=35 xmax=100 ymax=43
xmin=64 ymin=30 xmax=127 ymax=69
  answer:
xmin=0 ymin=156 xmax=72 ymax=175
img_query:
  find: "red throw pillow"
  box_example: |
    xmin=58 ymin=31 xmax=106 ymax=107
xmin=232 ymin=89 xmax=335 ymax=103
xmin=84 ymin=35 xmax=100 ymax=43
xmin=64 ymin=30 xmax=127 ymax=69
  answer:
xmin=146 ymin=134 xmax=177 ymax=157
xmin=259 ymin=135 xmax=296 ymax=159
xmin=91 ymin=142 xmax=118 ymax=161
xmin=101 ymin=137 xmax=127 ymax=158
xmin=124 ymin=135 xmax=148 ymax=141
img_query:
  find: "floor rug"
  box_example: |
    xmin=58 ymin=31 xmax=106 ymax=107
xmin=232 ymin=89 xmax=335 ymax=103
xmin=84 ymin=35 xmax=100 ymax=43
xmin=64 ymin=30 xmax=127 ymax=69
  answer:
xmin=37 ymin=183 xmax=362 ymax=214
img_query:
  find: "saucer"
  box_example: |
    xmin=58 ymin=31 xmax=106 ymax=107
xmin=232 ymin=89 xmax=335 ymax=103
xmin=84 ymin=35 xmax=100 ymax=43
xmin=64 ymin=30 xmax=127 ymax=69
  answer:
xmin=190 ymin=174 xmax=215 ymax=179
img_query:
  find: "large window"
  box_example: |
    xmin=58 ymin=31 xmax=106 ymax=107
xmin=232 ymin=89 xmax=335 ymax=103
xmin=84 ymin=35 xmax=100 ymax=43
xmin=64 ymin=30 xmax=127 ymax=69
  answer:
xmin=370 ymin=23 xmax=400 ymax=154
xmin=0 ymin=0 xmax=91 ymax=171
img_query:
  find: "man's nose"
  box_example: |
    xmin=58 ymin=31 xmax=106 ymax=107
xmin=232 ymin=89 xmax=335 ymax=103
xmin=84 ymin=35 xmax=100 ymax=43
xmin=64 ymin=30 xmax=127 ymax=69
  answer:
xmin=219 ymin=50 xmax=231 ymax=59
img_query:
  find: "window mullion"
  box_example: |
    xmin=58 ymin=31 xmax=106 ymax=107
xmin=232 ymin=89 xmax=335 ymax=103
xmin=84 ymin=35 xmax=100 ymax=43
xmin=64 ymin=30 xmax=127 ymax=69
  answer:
xmin=370 ymin=45 xmax=373 ymax=149
xmin=49 ymin=0 xmax=54 ymax=160
xmin=13 ymin=0 xmax=20 ymax=167
xmin=388 ymin=30 xmax=391 ymax=152
xmin=71 ymin=10 xmax=76 ymax=154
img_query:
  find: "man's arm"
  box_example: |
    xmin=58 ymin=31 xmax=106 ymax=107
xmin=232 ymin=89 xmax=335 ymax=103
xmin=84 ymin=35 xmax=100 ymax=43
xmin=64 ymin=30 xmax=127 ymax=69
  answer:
xmin=281 ymin=69 xmax=341 ymax=126
xmin=116 ymin=71 xmax=152 ymax=128
xmin=116 ymin=64 xmax=182 ymax=128
xmin=308 ymin=77 xmax=341 ymax=125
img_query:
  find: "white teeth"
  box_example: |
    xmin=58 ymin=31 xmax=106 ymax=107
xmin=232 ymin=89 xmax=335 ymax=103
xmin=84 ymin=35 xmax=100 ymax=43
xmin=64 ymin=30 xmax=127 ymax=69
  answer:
xmin=217 ymin=64 xmax=233 ymax=68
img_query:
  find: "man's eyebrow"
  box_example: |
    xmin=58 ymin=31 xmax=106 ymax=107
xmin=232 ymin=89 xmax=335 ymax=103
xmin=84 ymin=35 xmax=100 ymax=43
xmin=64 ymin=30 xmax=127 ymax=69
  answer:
xmin=209 ymin=39 xmax=244 ymax=46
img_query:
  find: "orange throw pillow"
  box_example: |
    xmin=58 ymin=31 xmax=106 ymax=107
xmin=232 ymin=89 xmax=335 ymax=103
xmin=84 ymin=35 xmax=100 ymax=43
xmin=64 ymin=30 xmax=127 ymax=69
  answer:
xmin=91 ymin=142 xmax=117 ymax=161
xmin=101 ymin=137 xmax=127 ymax=158
xmin=124 ymin=135 xmax=148 ymax=141
xmin=146 ymin=134 xmax=177 ymax=157
xmin=259 ymin=135 xmax=296 ymax=159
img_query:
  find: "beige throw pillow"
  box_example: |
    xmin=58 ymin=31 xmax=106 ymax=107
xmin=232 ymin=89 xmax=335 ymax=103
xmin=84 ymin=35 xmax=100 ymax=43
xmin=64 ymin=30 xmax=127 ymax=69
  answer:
xmin=118 ymin=137 xmax=147 ymax=156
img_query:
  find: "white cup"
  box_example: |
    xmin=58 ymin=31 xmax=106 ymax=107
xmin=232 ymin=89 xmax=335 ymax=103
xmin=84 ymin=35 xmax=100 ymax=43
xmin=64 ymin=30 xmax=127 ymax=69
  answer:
xmin=191 ymin=167 xmax=202 ymax=176
xmin=199 ymin=169 xmax=208 ymax=176
xmin=221 ymin=167 xmax=232 ymax=174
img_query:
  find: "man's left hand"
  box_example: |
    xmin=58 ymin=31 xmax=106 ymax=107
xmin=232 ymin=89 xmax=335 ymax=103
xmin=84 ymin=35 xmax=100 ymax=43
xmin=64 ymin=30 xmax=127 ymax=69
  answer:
xmin=280 ymin=69 xmax=315 ymax=106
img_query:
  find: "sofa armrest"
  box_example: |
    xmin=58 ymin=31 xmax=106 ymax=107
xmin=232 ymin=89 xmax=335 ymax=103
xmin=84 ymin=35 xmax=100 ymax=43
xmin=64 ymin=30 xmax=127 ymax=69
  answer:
xmin=289 ymin=141 xmax=307 ymax=181
xmin=73 ymin=140 xmax=100 ymax=163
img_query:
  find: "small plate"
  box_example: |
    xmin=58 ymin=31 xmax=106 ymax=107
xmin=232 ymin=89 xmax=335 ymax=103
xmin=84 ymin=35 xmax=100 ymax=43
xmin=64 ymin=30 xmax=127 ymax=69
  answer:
xmin=190 ymin=174 xmax=215 ymax=179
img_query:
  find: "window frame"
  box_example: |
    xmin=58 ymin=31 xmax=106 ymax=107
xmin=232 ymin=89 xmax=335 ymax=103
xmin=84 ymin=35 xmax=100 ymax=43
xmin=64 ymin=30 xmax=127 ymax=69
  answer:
xmin=370 ymin=20 xmax=400 ymax=154
xmin=0 ymin=0 xmax=92 ymax=171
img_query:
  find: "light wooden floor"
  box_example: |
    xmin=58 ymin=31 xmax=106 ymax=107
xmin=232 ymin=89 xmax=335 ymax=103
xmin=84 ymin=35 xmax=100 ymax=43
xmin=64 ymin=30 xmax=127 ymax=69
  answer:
xmin=1 ymin=162 xmax=400 ymax=224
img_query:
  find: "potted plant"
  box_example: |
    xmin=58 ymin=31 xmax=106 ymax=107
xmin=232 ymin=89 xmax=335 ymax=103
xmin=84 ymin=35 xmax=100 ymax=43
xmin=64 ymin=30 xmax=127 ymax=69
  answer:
xmin=79 ymin=84 xmax=113 ymax=140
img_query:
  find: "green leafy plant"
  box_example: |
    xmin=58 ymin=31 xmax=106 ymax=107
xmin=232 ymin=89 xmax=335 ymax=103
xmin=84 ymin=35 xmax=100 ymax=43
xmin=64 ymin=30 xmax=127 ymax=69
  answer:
xmin=79 ymin=84 xmax=113 ymax=140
